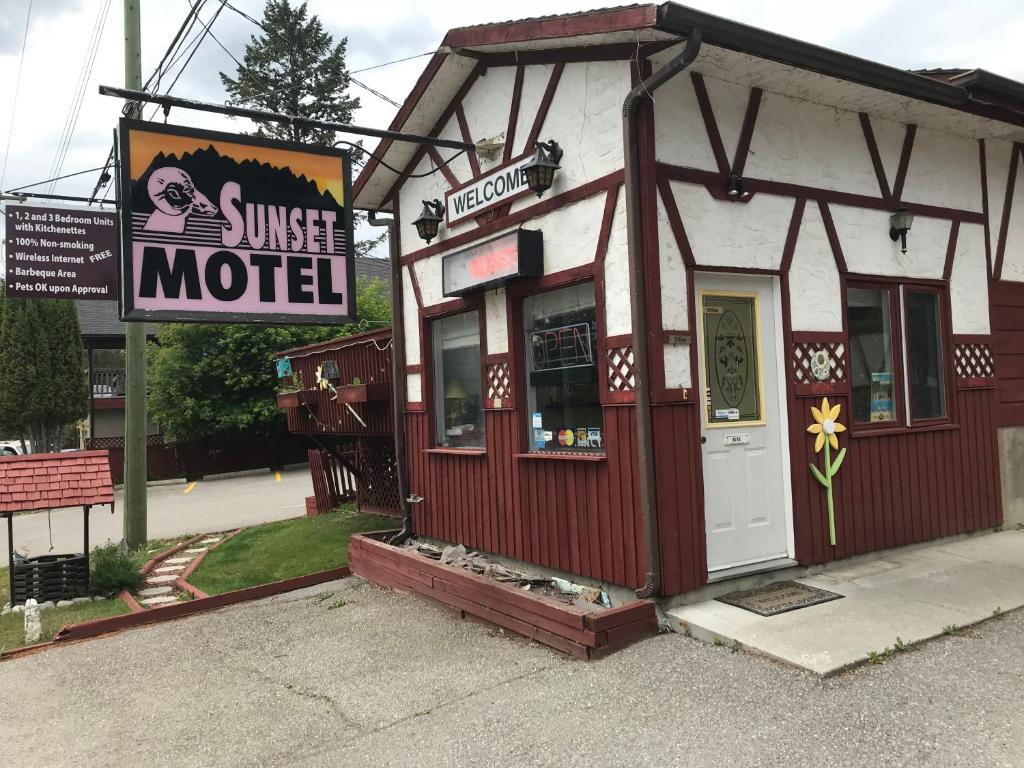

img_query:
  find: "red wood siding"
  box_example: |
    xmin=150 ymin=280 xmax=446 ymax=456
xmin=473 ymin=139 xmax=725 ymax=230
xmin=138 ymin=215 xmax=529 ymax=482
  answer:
xmin=405 ymin=405 xmax=647 ymax=590
xmin=789 ymin=387 xmax=1002 ymax=565
xmin=283 ymin=330 xmax=394 ymax=436
xmin=991 ymin=281 xmax=1024 ymax=425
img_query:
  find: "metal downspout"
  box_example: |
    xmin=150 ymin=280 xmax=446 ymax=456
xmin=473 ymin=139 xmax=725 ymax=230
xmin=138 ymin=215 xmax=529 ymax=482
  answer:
xmin=623 ymin=29 xmax=703 ymax=599
xmin=368 ymin=211 xmax=413 ymax=544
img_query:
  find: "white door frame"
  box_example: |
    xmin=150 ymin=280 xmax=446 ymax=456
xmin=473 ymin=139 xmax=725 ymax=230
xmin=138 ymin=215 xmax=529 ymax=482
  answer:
xmin=695 ymin=272 xmax=795 ymax=575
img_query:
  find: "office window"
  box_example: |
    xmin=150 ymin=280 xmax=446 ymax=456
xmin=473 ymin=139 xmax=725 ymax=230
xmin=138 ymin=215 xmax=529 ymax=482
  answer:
xmin=432 ymin=311 xmax=484 ymax=448
xmin=847 ymin=287 xmax=897 ymax=424
xmin=905 ymin=290 xmax=946 ymax=421
xmin=524 ymin=282 xmax=604 ymax=452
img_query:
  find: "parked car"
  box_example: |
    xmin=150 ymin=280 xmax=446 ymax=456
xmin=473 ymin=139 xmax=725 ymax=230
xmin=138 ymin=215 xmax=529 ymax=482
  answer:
xmin=0 ymin=439 xmax=29 ymax=456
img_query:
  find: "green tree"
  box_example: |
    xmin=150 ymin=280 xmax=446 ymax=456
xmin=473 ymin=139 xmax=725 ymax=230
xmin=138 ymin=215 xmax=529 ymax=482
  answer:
xmin=220 ymin=0 xmax=359 ymax=146
xmin=147 ymin=276 xmax=390 ymax=441
xmin=0 ymin=287 xmax=87 ymax=452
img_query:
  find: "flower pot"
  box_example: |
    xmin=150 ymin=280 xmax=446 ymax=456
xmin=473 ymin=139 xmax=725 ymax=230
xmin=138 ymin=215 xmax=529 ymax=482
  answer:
xmin=276 ymin=390 xmax=320 ymax=409
xmin=335 ymin=382 xmax=390 ymax=404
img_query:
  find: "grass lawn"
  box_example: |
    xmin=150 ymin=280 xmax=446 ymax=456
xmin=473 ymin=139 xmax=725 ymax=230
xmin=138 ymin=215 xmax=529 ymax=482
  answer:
xmin=188 ymin=507 xmax=396 ymax=596
xmin=0 ymin=567 xmax=131 ymax=655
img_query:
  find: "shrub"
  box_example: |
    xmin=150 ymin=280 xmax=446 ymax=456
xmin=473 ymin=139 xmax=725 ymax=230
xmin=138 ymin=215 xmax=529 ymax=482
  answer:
xmin=90 ymin=543 xmax=143 ymax=596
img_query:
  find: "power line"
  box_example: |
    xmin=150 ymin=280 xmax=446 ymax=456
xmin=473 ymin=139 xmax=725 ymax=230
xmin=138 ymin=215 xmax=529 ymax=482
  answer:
xmin=6 ymin=165 xmax=111 ymax=193
xmin=46 ymin=0 xmax=113 ymax=193
xmin=185 ymin=0 xmax=243 ymax=69
xmin=1 ymin=0 xmax=34 ymax=191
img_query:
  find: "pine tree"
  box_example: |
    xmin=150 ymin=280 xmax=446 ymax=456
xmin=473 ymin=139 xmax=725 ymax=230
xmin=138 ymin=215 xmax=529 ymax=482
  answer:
xmin=220 ymin=0 xmax=360 ymax=146
xmin=0 ymin=291 xmax=87 ymax=453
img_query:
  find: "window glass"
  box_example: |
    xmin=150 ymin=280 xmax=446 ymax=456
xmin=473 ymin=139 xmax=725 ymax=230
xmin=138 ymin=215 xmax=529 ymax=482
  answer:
xmin=524 ymin=282 xmax=603 ymax=452
xmin=701 ymin=293 xmax=762 ymax=424
xmin=847 ymin=287 xmax=896 ymax=424
xmin=905 ymin=291 xmax=946 ymax=420
xmin=432 ymin=311 xmax=484 ymax=448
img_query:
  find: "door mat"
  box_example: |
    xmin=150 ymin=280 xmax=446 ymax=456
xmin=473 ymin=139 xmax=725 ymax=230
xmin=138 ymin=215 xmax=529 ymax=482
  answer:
xmin=716 ymin=581 xmax=843 ymax=616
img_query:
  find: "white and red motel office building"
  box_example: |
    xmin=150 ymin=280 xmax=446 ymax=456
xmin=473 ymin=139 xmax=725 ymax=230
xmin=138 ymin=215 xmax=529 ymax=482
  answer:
xmin=351 ymin=4 xmax=1024 ymax=599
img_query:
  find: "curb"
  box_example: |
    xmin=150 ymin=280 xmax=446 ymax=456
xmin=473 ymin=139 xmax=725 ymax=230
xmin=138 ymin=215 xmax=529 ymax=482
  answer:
xmin=1 ymin=567 xmax=352 ymax=660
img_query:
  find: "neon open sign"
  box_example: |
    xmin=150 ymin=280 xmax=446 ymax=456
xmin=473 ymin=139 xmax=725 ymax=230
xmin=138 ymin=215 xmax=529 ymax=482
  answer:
xmin=442 ymin=229 xmax=543 ymax=297
xmin=531 ymin=322 xmax=594 ymax=371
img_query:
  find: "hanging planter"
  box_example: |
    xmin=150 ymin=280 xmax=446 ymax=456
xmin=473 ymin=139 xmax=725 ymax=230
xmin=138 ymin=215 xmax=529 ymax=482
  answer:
xmin=276 ymin=389 xmax=320 ymax=410
xmin=335 ymin=382 xmax=390 ymax=404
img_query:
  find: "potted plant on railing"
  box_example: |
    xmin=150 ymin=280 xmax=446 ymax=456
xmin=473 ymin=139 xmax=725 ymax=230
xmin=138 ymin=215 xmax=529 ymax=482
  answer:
xmin=335 ymin=375 xmax=390 ymax=404
xmin=276 ymin=371 xmax=319 ymax=409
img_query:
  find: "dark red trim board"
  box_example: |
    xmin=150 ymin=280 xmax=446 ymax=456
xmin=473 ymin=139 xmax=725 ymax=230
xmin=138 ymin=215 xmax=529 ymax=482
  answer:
xmin=818 ymin=201 xmax=849 ymax=273
xmin=732 ymin=87 xmax=763 ymax=176
xmin=994 ymin=143 xmax=1021 ymax=280
xmin=943 ymin=220 xmax=961 ymax=281
xmin=690 ymin=72 xmax=730 ymax=175
xmin=780 ymin=198 xmax=807 ymax=273
xmin=504 ymin=65 xmax=525 ymax=162
xmin=859 ymin=113 xmax=892 ymax=200
xmin=456 ymin=105 xmax=481 ymax=178
xmin=891 ymin=123 xmax=917 ymax=202
xmin=656 ymin=176 xmax=696 ymax=267
xmin=427 ymin=145 xmax=461 ymax=189
xmin=524 ymin=63 xmax=565 ymax=152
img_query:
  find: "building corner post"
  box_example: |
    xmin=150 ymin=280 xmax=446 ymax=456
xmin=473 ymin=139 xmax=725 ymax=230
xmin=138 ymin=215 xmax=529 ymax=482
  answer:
xmin=622 ymin=29 xmax=702 ymax=599
xmin=368 ymin=211 xmax=412 ymax=543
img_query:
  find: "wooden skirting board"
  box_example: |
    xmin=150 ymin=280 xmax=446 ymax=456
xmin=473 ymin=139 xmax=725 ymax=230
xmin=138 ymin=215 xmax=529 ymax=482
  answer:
xmin=348 ymin=532 xmax=658 ymax=660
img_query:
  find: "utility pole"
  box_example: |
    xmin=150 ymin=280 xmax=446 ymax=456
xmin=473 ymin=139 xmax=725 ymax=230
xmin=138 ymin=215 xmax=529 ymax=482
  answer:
xmin=122 ymin=0 xmax=147 ymax=547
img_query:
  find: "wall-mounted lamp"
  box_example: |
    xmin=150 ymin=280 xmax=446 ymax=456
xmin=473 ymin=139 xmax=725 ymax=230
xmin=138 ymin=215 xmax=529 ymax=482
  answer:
xmin=413 ymin=199 xmax=445 ymax=243
xmin=726 ymin=173 xmax=750 ymax=199
xmin=889 ymin=208 xmax=915 ymax=254
xmin=523 ymin=140 xmax=563 ymax=198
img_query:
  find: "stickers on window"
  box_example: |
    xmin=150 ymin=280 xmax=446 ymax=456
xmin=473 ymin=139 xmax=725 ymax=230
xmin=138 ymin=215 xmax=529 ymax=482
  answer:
xmin=714 ymin=408 xmax=741 ymax=421
xmin=587 ymin=428 xmax=602 ymax=449
xmin=543 ymin=430 xmax=553 ymax=442
xmin=870 ymin=372 xmax=895 ymax=422
xmin=576 ymin=428 xmax=589 ymax=448
xmin=533 ymin=428 xmax=546 ymax=449
xmin=557 ymin=429 xmax=575 ymax=447
xmin=532 ymin=412 xmax=543 ymax=428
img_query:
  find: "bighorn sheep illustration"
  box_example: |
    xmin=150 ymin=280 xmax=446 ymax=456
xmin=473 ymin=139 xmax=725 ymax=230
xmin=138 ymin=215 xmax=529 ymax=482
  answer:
xmin=143 ymin=167 xmax=218 ymax=233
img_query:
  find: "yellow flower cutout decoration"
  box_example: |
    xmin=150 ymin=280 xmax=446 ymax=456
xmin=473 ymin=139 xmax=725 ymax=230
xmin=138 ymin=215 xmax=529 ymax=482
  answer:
xmin=807 ymin=397 xmax=847 ymax=547
xmin=807 ymin=397 xmax=846 ymax=453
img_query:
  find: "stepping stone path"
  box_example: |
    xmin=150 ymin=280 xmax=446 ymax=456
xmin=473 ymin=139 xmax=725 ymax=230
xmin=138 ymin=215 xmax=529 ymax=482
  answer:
xmin=137 ymin=534 xmax=227 ymax=607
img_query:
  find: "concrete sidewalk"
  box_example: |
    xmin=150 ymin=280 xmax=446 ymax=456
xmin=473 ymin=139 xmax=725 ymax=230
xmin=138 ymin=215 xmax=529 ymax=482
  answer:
xmin=0 ymin=467 xmax=311 ymax=558
xmin=667 ymin=529 xmax=1024 ymax=676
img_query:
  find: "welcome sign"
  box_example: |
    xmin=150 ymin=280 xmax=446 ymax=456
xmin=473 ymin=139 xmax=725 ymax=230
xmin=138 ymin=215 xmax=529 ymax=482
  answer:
xmin=117 ymin=120 xmax=355 ymax=325
xmin=445 ymin=154 xmax=534 ymax=226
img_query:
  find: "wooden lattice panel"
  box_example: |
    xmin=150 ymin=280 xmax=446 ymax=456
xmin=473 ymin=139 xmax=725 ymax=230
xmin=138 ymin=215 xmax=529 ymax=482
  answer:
xmin=954 ymin=343 xmax=995 ymax=378
xmin=486 ymin=362 xmax=511 ymax=400
xmin=793 ymin=341 xmax=847 ymax=385
xmin=607 ymin=346 xmax=636 ymax=392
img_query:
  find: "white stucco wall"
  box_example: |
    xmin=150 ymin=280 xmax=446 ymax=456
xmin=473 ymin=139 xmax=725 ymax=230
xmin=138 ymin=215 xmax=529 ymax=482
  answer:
xmin=746 ymin=91 xmax=882 ymax=197
xmin=668 ymin=181 xmax=796 ymax=270
xmin=900 ymin=125 xmax=982 ymax=213
xmin=788 ymin=202 xmax=843 ymax=332
xmin=406 ymin=373 xmax=423 ymax=403
xmin=663 ymin=342 xmax=692 ymax=389
xmin=435 ymin=114 xmax=475 ymax=183
xmin=653 ymin=73 xmax=719 ymax=171
xmin=604 ymin=187 xmax=631 ymax=336
xmin=950 ymin=223 xmax=991 ymax=335
xmin=412 ymin=254 xmax=445 ymax=308
xmin=830 ymin=205 xmax=950 ymax=279
xmin=459 ymin=65 xmax=517 ymax=174
xmin=510 ymin=64 xmax=554 ymax=159
xmin=485 ymin=288 xmax=508 ymax=355
xmin=999 ymin=157 xmax=1024 ymax=282
xmin=402 ymin=266 xmax=421 ymax=366
xmin=870 ymin=115 xmax=908 ymax=192
xmin=657 ymin=192 xmax=688 ymax=331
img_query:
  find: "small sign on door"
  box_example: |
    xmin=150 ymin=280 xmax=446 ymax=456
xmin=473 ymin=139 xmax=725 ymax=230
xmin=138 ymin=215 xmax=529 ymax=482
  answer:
xmin=723 ymin=433 xmax=750 ymax=446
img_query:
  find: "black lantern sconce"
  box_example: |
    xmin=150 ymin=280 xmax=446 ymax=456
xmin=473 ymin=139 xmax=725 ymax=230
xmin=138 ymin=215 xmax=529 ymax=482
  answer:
xmin=889 ymin=208 xmax=915 ymax=254
xmin=413 ymin=199 xmax=445 ymax=243
xmin=726 ymin=173 xmax=750 ymax=199
xmin=523 ymin=140 xmax=563 ymax=198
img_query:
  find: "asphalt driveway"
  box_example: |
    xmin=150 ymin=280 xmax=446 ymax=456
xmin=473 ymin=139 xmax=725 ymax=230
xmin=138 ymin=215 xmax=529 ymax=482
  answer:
xmin=0 ymin=577 xmax=1020 ymax=767
xmin=0 ymin=467 xmax=311 ymax=558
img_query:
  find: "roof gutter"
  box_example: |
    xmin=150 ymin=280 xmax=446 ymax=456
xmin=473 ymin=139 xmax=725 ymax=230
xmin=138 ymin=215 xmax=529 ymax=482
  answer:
xmin=655 ymin=3 xmax=969 ymax=109
xmin=623 ymin=27 xmax=703 ymax=600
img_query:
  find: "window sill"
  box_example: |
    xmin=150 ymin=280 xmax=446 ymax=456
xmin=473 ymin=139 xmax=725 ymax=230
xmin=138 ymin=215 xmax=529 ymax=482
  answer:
xmin=423 ymin=447 xmax=487 ymax=456
xmin=850 ymin=422 xmax=959 ymax=439
xmin=514 ymin=452 xmax=607 ymax=462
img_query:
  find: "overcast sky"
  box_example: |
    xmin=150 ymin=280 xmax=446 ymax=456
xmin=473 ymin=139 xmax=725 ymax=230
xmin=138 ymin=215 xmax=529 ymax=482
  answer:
xmin=0 ymin=0 xmax=1022 ymax=268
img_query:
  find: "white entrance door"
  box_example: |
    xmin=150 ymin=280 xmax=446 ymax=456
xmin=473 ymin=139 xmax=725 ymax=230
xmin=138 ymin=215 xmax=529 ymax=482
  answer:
xmin=695 ymin=273 xmax=792 ymax=574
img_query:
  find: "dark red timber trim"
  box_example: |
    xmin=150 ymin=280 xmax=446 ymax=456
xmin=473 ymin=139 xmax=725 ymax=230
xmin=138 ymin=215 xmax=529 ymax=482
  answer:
xmin=818 ymin=200 xmax=849 ymax=273
xmin=402 ymin=169 xmax=624 ymax=264
xmin=731 ymin=87 xmax=763 ymax=176
xmin=504 ymin=65 xmax=525 ymax=162
xmin=891 ymin=123 xmax=917 ymax=202
xmin=780 ymin=197 xmax=807 ymax=273
xmin=994 ymin=143 xmax=1021 ymax=280
xmin=353 ymin=52 xmax=448 ymax=200
xmin=655 ymin=176 xmax=696 ymax=267
xmin=426 ymin=145 xmax=461 ymax=189
xmin=943 ymin=220 xmax=961 ymax=281
xmin=441 ymin=5 xmax=658 ymax=48
xmin=595 ymin=183 xmax=621 ymax=266
xmin=690 ymin=72 xmax=730 ymax=174
xmin=484 ymin=41 xmax=674 ymax=67
xmin=407 ymin=264 xmax=424 ymax=309
xmin=979 ymin=140 xmax=993 ymax=277
xmin=655 ymin=163 xmax=984 ymax=224
xmin=455 ymin=105 xmax=481 ymax=177
xmin=594 ymin=184 xmax=619 ymax=398
xmin=381 ymin=60 xmax=486 ymax=206
xmin=859 ymin=113 xmax=892 ymax=200
xmin=524 ymin=63 xmax=565 ymax=151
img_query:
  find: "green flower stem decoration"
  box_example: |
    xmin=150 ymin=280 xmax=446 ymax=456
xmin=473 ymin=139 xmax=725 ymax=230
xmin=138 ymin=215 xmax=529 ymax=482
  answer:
xmin=807 ymin=397 xmax=847 ymax=547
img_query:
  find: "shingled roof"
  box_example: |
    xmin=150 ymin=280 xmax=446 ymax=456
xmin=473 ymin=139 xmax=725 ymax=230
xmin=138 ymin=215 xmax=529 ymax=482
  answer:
xmin=0 ymin=450 xmax=115 ymax=513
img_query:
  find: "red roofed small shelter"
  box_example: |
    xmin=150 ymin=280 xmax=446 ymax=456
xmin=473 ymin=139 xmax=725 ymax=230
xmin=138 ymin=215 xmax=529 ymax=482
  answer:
xmin=0 ymin=450 xmax=115 ymax=604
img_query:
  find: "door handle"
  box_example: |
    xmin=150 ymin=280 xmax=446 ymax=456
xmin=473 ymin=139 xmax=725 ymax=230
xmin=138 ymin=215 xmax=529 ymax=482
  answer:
xmin=700 ymin=436 xmax=707 ymax=445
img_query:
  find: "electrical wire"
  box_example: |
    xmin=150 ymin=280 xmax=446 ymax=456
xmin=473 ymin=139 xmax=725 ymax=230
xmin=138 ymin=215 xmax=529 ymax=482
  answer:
xmin=6 ymin=165 xmax=111 ymax=194
xmin=149 ymin=0 xmax=228 ymax=119
xmin=46 ymin=0 xmax=113 ymax=193
xmin=334 ymin=140 xmax=466 ymax=178
xmin=0 ymin=0 xmax=34 ymax=191
xmin=185 ymin=0 xmax=243 ymax=69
